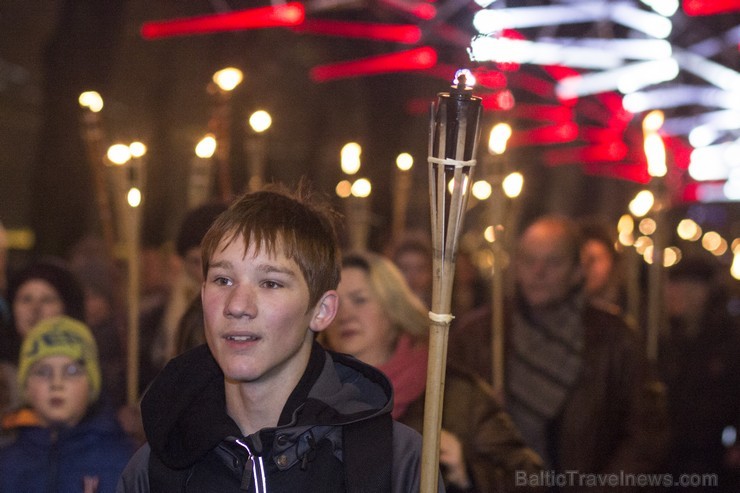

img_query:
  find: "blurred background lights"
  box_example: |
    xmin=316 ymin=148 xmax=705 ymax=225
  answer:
xmin=335 ymin=179 xmax=352 ymax=198
xmin=676 ymin=218 xmax=702 ymax=241
xmin=629 ymin=190 xmax=655 ymax=217
xmin=195 ymin=135 xmax=217 ymax=158
xmin=702 ymin=231 xmax=723 ymax=251
xmin=639 ymin=217 xmax=657 ymax=235
xmin=249 ymin=110 xmax=272 ymax=133
xmin=341 ymin=142 xmax=362 ymax=175
xmin=502 ymin=172 xmax=524 ymax=198
xmin=351 ymin=177 xmax=371 ymax=198
xmin=472 ymin=180 xmax=492 ymax=200
xmin=664 ymin=246 xmax=681 ymax=267
xmin=78 ymin=91 xmax=104 ymax=112
xmin=732 ymin=252 xmax=740 ymax=281
xmin=107 ymin=144 xmax=132 ymax=165
xmin=488 ymin=123 xmax=512 ymax=155
xmin=212 ymin=67 xmax=243 ymax=91
xmin=129 ymin=141 xmax=147 ymax=158
xmin=634 ymin=235 xmax=653 ymax=255
xmin=618 ymin=214 xmax=635 ymax=235
xmin=395 ymin=152 xmax=413 ymax=171
xmin=127 ymin=188 xmax=142 ymax=208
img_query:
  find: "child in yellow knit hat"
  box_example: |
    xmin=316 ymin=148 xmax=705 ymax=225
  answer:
xmin=17 ymin=315 xmax=102 ymax=426
xmin=0 ymin=316 xmax=134 ymax=492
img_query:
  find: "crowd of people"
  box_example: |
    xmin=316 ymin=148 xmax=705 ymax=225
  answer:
xmin=0 ymin=187 xmax=738 ymax=492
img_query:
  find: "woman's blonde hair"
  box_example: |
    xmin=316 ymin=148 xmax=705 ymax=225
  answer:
xmin=342 ymin=251 xmax=429 ymax=341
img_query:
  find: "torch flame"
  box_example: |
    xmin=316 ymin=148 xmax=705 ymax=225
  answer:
xmin=453 ymin=69 xmax=476 ymax=89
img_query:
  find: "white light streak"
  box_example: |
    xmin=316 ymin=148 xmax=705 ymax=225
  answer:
xmin=469 ymin=37 xmax=621 ymax=69
xmin=663 ymin=109 xmax=740 ymax=136
xmin=556 ymin=59 xmax=678 ymax=99
xmin=610 ymin=3 xmax=672 ymax=38
xmin=473 ymin=3 xmax=605 ymax=34
xmin=540 ymin=37 xmax=672 ymax=60
xmin=640 ymin=0 xmax=679 ymax=17
xmin=689 ymin=142 xmax=740 ymax=182
xmin=674 ymin=50 xmax=740 ymax=92
xmin=622 ymin=86 xmax=734 ymax=113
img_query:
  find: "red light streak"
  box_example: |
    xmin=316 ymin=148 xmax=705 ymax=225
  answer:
xmin=683 ymin=0 xmax=740 ymax=15
xmin=473 ymin=69 xmax=507 ymax=89
xmin=513 ymin=103 xmax=573 ymax=122
xmin=293 ymin=20 xmax=421 ymax=43
xmin=508 ymin=122 xmax=579 ymax=147
xmin=543 ymin=142 xmax=628 ymax=166
xmin=379 ymin=0 xmax=437 ymax=20
xmin=583 ymin=162 xmax=650 ymax=183
xmin=509 ymin=72 xmax=554 ymax=98
xmin=310 ymin=47 xmax=437 ymax=82
xmin=543 ymin=65 xmax=580 ymax=81
xmin=481 ymin=90 xmax=515 ymax=111
xmin=141 ymin=3 xmax=305 ymax=39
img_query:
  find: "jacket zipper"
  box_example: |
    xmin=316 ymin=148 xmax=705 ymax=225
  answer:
xmin=235 ymin=438 xmax=267 ymax=492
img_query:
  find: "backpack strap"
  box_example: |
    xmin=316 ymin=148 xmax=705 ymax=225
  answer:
xmin=342 ymin=412 xmax=393 ymax=493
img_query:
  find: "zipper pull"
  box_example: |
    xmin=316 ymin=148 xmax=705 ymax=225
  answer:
xmin=235 ymin=439 xmax=254 ymax=491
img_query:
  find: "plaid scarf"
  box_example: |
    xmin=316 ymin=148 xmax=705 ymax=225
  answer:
xmin=505 ymin=299 xmax=584 ymax=467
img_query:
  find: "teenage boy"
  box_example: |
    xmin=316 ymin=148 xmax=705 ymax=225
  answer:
xmin=117 ymin=186 xmax=436 ymax=492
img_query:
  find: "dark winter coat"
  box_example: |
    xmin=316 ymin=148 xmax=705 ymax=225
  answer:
xmin=0 ymin=411 xmax=136 ymax=493
xmin=117 ymin=342 xmax=437 ymax=493
xmin=448 ymin=301 xmax=669 ymax=480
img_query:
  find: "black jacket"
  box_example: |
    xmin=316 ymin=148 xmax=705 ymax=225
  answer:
xmin=117 ymin=342 xmax=433 ymax=492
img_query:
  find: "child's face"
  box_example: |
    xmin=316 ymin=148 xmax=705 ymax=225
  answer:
xmin=13 ymin=279 xmax=66 ymax=338
xmin=24 ymin=355 xmax=91 ymax=428
xmin=202 ymin=235 xmax=337 ymax=391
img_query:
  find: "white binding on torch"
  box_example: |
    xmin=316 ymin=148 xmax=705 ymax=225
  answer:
xmin=427 ymin=157 xmax=477 ymax=168
xmin=428 ymin=311 xmax=455 ymax=324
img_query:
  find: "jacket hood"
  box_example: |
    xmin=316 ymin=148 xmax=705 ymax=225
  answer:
xmin=141 ymin=342 xmax=394 ymax=469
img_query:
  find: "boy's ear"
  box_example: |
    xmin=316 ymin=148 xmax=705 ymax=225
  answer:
xmin=309 ymin=291 xmax=338 ymax=333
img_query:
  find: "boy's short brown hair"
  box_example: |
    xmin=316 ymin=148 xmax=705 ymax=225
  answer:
xmin=200 ymin=185 xmax=341 ymax=309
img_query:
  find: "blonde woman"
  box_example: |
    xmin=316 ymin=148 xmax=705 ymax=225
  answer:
xmin=323 ymin=251 xmax=542 ymax=493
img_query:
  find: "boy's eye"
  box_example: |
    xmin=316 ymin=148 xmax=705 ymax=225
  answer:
xmin=65 ymin=362 xmax=85 ymax=377
xmin=30 ymin=366 xmax=53 ymax=380
xmin=212 ymin=276 xmax=232 ymax=286
xmin=261 ymin=280 xmax=282 ymax=289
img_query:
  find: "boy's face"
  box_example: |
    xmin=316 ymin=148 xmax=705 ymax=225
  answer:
xmin=202 ymin=234 xmax=337 ymax=390
xmin=24 ymin=355 xmax=91 ymax=428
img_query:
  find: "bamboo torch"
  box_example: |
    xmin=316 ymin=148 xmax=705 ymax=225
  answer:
xmin=189 ymin=134 xmax=217 ymax=209
xmin=391 ymin=152 xmax=414 ymax=245
xmin=78 ymin=92 xmax=116 ymax=261
xmin=421 ymin=70 xmax=482 ymax=493
xmin=643 ymin=110 xmax=668 ymax=363
xmin=107 ymin=142 xmax=146 ymax=406
xmin=487 ymin=123 xmax=511 ymax=394
xmin=126 ymin=143 xmax=145 ymax=406
xmin=209 ymin=67 xmax=243 ymax=202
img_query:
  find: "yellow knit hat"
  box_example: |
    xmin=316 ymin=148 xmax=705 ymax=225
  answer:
xmin=18 ymin=316 xmax=101 ymax=403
